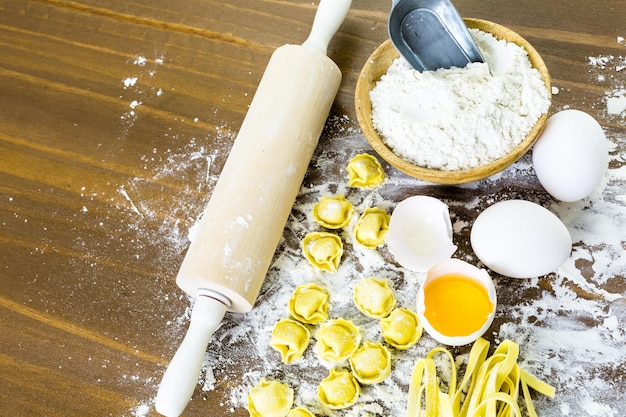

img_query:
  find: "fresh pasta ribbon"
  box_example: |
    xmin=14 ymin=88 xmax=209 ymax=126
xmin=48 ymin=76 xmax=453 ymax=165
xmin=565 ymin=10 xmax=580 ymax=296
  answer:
xmin=406 ymin=357 xmax=439 ymax=417
xmin=406 ymin=338 xmax=554 ymax=417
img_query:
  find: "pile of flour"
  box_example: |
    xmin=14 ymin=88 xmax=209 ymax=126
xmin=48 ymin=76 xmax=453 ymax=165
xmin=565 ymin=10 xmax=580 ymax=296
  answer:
xmin=370 ymin=28 xmax=551 ymax=171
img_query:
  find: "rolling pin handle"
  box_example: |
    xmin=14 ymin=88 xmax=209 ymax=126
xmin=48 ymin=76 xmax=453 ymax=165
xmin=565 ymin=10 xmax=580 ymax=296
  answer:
xmin=302 ymin=0 xmax=352 ymax=55
xmin=155 ymin=289 xmax=230 ymax=417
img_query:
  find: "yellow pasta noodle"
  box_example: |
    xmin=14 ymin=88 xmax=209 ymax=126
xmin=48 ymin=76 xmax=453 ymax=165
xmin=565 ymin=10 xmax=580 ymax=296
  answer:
xmin=354 ymin=207 xmax=390 ymax=249
xmin=380 ymin=307 xmax=423 ymax=350
xmin=353 ymin=277 xmax=396 ymax=318
xmin=288 ymin=283 xmax=329 ymax=325
xmin=315 ymin=318 xmax=361 ymax=362
xmin=302 ymin=232 xmax=343 ymax=273
xmin=406 ymin=338 xmax=555 ymax=417
xmin=312 ymin=195 xmax=354 ymax=229
xmin=288 ymin=408 xmax=315 ymax=417
xmin=349 ymin=341 xmax=392 ymax=385
xmin=270 ymin=318 xmax=311 ymax=364
xmin=347 ymin=153 xmax=385 ymax=188
xmin=318 ymin=368 xmax=361 ymax=409
xmin=247 ymin=378 xmax=294 ymax=417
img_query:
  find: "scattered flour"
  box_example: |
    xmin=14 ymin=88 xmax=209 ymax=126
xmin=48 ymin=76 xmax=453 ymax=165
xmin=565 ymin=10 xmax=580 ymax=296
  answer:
xmin=119 ymin=54 xmax=166 ymax=132
xmin=113 ymin=48 xmax=625 ymax=417
xmin=191 ymin=131 xmax=626 ymax=417
xmin=606 ymin=89 xmax=626 ymax=116
xmin=588 ymin=37 xmax=626 ymax=117
xmin=370 ymin=28 xmax=550 ymax=171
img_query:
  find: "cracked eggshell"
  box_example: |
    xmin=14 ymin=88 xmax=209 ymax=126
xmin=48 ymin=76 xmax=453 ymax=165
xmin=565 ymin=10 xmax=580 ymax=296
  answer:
xmin=470 ymin=200 xmax=572 ymax=278
xmin=387 ymin=196 xmax=457 ymax=272
xmin=416 ymin=258 xmax=497 ymax=346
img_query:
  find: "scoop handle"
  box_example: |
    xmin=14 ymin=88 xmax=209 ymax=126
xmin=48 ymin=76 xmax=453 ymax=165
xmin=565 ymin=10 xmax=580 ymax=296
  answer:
xmin=154 ymin=292 xmax=229 ymax=417
xmin=303 ymin=0 xmax=351 ymax=54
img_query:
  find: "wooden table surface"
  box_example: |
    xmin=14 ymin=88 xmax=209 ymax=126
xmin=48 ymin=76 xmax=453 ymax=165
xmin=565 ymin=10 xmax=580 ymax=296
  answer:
xmin=2 ymin=0 xmax=625 ymax=416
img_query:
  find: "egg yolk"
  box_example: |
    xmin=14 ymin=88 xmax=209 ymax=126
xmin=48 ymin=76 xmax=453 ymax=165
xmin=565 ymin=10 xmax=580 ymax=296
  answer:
xmin=423 ymin=274 xmax=493 ymax=337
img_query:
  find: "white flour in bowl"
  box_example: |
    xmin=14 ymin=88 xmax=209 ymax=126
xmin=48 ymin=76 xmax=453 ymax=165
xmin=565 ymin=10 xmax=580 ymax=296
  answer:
xmin=370 ymin=28 xmax=551 ymax=171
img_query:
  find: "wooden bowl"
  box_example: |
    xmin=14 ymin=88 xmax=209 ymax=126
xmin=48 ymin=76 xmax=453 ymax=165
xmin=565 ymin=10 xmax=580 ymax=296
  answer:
xmin=354 ymin=18 xmax=552 ymax=184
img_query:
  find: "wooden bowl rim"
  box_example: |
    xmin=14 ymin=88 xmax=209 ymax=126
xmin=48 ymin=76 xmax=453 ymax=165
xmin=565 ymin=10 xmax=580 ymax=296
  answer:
xmin=354 ymin=18 xmax=552 ymax=184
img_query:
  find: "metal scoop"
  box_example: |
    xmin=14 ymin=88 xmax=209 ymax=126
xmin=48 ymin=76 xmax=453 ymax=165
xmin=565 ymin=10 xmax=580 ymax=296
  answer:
xmin=388 ymin=0 xmax=484 ymax=71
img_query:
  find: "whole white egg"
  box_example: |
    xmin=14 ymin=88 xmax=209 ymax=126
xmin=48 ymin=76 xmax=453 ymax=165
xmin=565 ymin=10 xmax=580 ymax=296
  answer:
xmin=470 ymin=200 xmax=572 ymax=278
xmin=532 ymin=109 xmax=608 ymax=202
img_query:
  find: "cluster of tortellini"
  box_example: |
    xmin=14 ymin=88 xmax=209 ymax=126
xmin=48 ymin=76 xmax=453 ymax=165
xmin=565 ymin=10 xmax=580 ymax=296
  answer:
xmin=302 ymin=154 xmax=390 ymax=273
xmin=247 ymin=154 xmax=423 ymax=416
xmin=354 ymin=277 xmax=424 ymax=350
xmin=249 ymin=275 xmax=424 ymax=415
xmin=269 ymin=283 xmax=329 ymax=367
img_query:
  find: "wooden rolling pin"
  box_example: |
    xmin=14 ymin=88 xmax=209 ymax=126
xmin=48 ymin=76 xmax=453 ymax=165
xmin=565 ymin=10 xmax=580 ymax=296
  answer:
xmin=155 ymin=1 xmax=351 ymax=415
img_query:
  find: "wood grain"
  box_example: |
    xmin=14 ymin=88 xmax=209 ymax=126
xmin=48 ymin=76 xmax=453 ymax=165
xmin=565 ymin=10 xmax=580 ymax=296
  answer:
xmin=1 ymin=0 xmax=624 ymax=416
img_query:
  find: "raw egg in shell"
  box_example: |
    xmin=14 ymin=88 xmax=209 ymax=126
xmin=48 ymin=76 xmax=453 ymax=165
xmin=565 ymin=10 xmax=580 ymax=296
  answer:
xmin=470 ymin=200 xmax=572 ymax=279
xmin=387 ymin=196 xmax=457 ymax=272
xmin=416 ymin=258 xmax=497 ymax=346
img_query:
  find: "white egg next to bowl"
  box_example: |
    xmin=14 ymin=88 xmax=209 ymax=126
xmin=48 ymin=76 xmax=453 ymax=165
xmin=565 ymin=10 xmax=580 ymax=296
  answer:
xmin=532 ymin=109 xmax=608 ymax=202
xmin=470 ymin=200 xmax=572 ymax=279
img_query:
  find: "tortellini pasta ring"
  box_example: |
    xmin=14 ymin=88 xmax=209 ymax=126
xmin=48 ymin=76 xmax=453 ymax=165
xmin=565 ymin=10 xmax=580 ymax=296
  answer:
xmin=247 ymin=378 xmax=294 ymax=417
xmin=318 ymin=368 xmax=361 ymax=409
xmin=380 ymin=307 xmax=423 ymax=350
xmin=312 ymin=195 xmax=354 ymax=229
xmin=353 ymin=277 xmax=396 ymax=319
xmin=288 ymin=283 xmax=329 ymax=325
xmin=315 ymin=318 xmax=361 ymax=362
xmin=288 ymin=408 xmax=315 ymax=417
xmin=347 ymin=153 xmax=385 ymax=188
xmin=302 ymin=232 xmax=343 ymax=273
xmin=354 ymin=207 xmax=390 ymax=249
xmin=270 ymin=318 xmax=311 ymax=364
xmin=349 ymin=341 xmax=392 ymax=385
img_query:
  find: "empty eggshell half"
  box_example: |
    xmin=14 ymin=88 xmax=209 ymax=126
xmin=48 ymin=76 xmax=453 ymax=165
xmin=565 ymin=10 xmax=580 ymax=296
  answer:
xmin=470 ymin=200 xmax=572 ymax=278
xmin=387 ymin=196 xmax=457 ymax=272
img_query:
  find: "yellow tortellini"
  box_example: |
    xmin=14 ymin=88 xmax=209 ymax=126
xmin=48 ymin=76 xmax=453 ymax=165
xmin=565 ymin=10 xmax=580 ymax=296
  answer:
xmin=354 ymin=207 xmax=390 ymax=249
xmin=349 ymin=341 xmax=392 ymax=385
xmin=312 ymin=195 xmax=354 ymax=229
xmin=288 ymin=283 xmax=329 ymax=325
xmin=302 ymin=232 xmax=343 ymax=273
xmin=315 ymin=318 xmax=361 ymax=362
xmin=247 ymin=378 xmax=294 ymax=417
xmin=353 ymin=277 xmax=396 ymax=319
xmin=380 ymin=308 xmax=423 ymax=350
xmin=288 ymin=408 xmax=315 ymax=417
xmin=270 ymin=318 xmax=311 ymax=364
xmin=318 ymin=368 xmax=361 ymax=409
xmin=347 ymin=153 xmax=385 ymax=188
